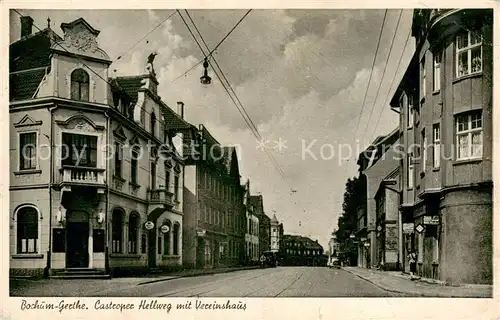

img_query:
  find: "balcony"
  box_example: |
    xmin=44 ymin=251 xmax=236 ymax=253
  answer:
xmin=60 ymin=165 xmax=106 ymax=193
xmin=148 ymin=189 xmax=175 ymax=211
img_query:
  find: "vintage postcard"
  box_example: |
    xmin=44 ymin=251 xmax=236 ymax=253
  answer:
xmin=2 ymin=1 xmax=498 ymax=319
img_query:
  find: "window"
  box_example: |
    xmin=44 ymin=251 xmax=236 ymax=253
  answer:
xmin=433 ymin=124 xmax=441 ymax=168
xmin=163 ymin=221 xmax=171 ymax=255
xmin=407 ymin=153 xmax=414 ymax=189
xmin=421 ymin=57 xmax=426 ymax=97
xmin=407 ymin=95 xmax=414 ymax=128
xmin=174 ymin=175 xmax=180 ymax=201
xmin=165 ymin=168 xmax=171 ymax=192
xmin=173 ymin=223 xmax=180 ymax=255
xmin=70 ymin=69 xmax=90 ymax=101
xmin=150 ymin=112 xmax=156 ymax=136
xmin=17 ymin=206 xmax=38 ymax=253
xmin=456 ymin=111 xmax=483 ymax=160
xmin=62 ymin=133 xmax=97 ymax=167
xmin=131 ymin=151 xmax=138 ymax=184
xmin=141 ymin=233 xmax=147 ymax=254
xmin=456 ymin=31 xmax=482 ymax=77
xmin=433 ymin=52 xmax=441 ymax=91
xmin=112 ymin=209 xmax=123 ymax=253
xmin=19 ymin=132 xmax=37 ymax=170
xmin=421 ymin=129 xmax=427 ymax=172
xmin=150 ymin=162 xmax=156 ymax=190
xmin=128 ymin=213 xmax=139 ymax=254
xmin=114 ymin=142 xmax=122 ymax=177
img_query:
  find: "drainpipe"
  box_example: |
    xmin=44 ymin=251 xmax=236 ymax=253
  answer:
xmin=45 ymin=104 xmax=57 ymax=278
xmin=104 ymin=111 xmax=110 ymax=276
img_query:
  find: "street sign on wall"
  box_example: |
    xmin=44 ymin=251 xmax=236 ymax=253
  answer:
xmin=160 ymin=224 xmax=170 ymax=233
xmin=144 ymin=221 xmax=154 ymax=230
xmin=423 ymin=216 xmax=440 ymax=225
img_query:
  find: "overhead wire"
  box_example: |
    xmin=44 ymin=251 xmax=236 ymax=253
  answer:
xmin=172 ymin=9 xmax=252 ymax=82
xmin=352 ymin=9 xmax=388 ymax=141
xmin=360 ymin=9 xmax=403 ymax=145
xmin=178 ymin=10 xmax=287 ymax=180
xmin=116 ymin=10 xmax=178 ymax=61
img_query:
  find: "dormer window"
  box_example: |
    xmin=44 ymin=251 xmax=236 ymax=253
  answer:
xmin=71 ymin=69 xmax=90 ymax=101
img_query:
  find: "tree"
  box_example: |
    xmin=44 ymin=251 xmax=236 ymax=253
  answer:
xmin=335 ymin=174 xmax=366 ymax=265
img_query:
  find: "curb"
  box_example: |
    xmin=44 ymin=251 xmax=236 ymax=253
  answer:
xmin=341 ymin=268 xmax=425 ymax=297
xmin=341 ymin=268 xmax=491 ymax=298
xmin=137 ymin=266 xmax=260 ymax=286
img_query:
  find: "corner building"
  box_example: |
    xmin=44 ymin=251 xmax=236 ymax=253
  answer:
xmin=9 ymin=16 xmax=187 ymax=277
xmin=390 ymin=9 xmax=493 ymax=284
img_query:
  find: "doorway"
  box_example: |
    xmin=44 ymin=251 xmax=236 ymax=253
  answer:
xmin=148 ymin=228 xmax=157 ymax=268
xmin=66 ymin=211 xmax=90 ymax=268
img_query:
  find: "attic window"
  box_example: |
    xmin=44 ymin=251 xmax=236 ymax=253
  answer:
xmin=71 ymin=69 xmax=89 ymax=101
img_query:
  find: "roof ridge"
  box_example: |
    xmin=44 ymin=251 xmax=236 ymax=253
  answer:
xmin=9 ymin=66 xmax=48 ymax=75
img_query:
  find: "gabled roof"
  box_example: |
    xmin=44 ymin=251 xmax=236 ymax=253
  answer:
xmin=10 ymin=68 xmax=47 ymax=101
xmin=60 ymin=17 xmax=101 ymax=36
xmin=114 ymin=76 xmax=143 ymax=104
xmin=10 ymin=27 xmax=61 ymax=73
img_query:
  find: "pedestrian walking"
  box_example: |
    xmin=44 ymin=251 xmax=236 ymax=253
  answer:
xmin=408 ymin=251 xmax=417 ymax=277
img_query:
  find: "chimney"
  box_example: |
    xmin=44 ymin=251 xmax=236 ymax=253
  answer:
xmin=177 ymin=101 xmax=184 ymax=119
xmin=20 ymin=16 xmax=34 ymax=38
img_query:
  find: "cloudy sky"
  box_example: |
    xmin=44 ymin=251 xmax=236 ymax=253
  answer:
xmin=10 ymin=9 xmax=415 ymax=249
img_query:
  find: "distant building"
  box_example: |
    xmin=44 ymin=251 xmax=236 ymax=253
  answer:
xmin=243 ymin=180 xmax=259 ymax=264
xmin=356 ymin=128 xmax=400 ymax=269
xmin=270 ymin=214 xmax=283 ymax=253
xmin=182 ymin=124 xmax=246 ymax=269
xmin=328 ymin=232 xmax=340 ymax=257
xmin=281 ymin=235 xmax=324 ymax=266
xmin=249 ymin=195 xmax=270 ymax=254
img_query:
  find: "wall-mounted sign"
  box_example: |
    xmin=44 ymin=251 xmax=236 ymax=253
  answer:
xmin=197 ymin=230 xmax=206 ymax=237
xmin=376 ymin=225 xmax=382 ymax=232
xmin=423 ymin=215 xmax=440 ymax=225
xmin=403 ymin=223 xmax=414 ymax=234
xmin=144 ymin=221 xmax=154 ymax=230
xmin=160 ymin=224 xmax=170 ymax=234
xmin=364 ymin=242 xmax=370 ymax=247
xmin=415 ymin=224 xmax=425 ymax=234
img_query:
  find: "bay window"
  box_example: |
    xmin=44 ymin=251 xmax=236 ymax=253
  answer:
xmin=456 ymin=111 xmax=483 ymax=160
xmin=456 ymin=31 xmax=482 ymax=77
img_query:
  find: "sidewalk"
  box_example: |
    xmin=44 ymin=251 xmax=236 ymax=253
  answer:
xmin=10 ymin=265 xmax=260 ymax=297
xmin=343 ymin=267 xmax=492 ymax=298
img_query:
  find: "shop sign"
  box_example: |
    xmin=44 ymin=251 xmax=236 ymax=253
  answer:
xmin=423 ymin=215 xmax=440 ymax=225
xmin=197 ymin=230 xmax=206 ymax=237
xmin=403 ymin=223 xmax=414 ymax=234
xmin=160 ymin=224 xmax=170 ymax=234
xmin=144 ymin=221 xmax=154 ymax=230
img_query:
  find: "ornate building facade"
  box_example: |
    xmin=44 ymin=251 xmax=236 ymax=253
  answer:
xmin=9 ymin=16 xmax=186 ymax=277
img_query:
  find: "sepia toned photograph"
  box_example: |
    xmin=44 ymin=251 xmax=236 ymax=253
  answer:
xmin=8 ymin=7 xmax=493 ymax=300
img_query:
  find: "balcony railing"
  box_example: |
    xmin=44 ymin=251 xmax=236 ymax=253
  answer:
xmin=61 ymin=165 xmax=105 ymax=186
xmin=148 ymin=189 xmax=175 ymax=208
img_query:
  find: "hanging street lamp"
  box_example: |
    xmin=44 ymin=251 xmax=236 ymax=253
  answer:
xmin=200 ymin=58 xmax=212 ymax=85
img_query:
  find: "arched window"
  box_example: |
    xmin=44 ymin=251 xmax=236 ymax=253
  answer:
xmin=128 ymin=213 xmax=139 ymax=254
xmin=112 ymin=209 xmax=124 ymax=253
xmin=163 ymin=220 xmax=171 ymax=255
xmin=150 ymin=112 xmax=156 ymax=136
xmin=173 ymin=223 xmax=180 ymax=255
xmin=17 ymin=206 xmax=38 ymax=253
xmin=70 ymin=69 xmax=90 ymax=101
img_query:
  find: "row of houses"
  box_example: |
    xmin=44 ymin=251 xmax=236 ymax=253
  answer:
xmin=8 ymin=15 xmax=284 ymax=278
xmin=353 ymin=9 xmax=493 ymax=285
